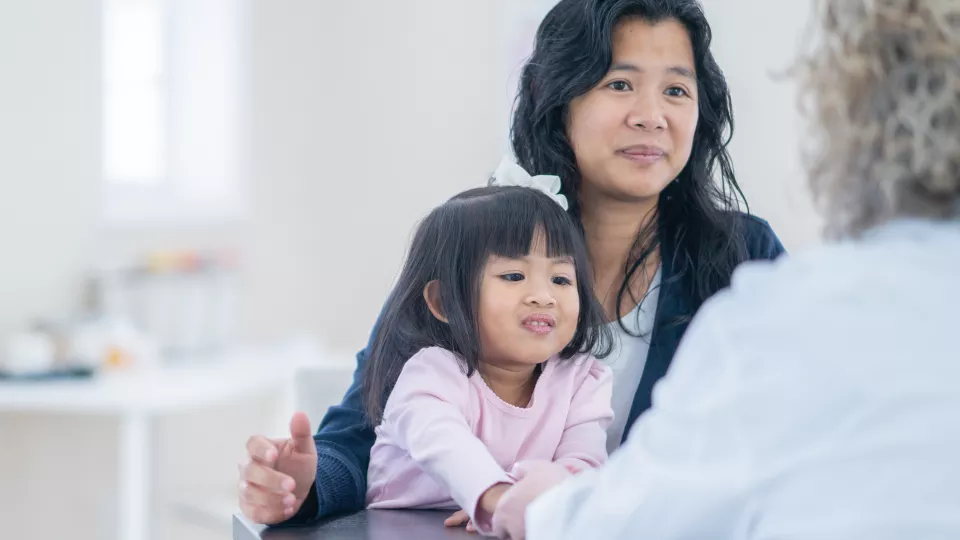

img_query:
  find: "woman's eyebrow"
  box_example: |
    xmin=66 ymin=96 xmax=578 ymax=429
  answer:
xmin=610 ymin=62 xmax=696 ymax=81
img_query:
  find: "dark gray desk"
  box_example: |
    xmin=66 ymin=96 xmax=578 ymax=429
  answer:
xmin=233 ymin=510 xmax=477 ymax=540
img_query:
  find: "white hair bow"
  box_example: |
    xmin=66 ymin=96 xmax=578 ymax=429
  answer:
xmin=490 ymin=156 xmax=569 ymax=211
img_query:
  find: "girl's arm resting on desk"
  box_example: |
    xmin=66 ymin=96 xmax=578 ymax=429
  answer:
xmin=384 ymin=349 xmax=513 ymax=534
xmin=488 ymin=360 xmax=613 ymax=537
xmin=553 ymin=359 xmax=614 ymax=473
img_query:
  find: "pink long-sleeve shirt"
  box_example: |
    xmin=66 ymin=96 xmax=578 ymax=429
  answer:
xmin=366 ymin=346 xmax=613 ymax=534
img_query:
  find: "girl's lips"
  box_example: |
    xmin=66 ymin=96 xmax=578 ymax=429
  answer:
xmin=522 ymin=313 xmax=556 ymax=335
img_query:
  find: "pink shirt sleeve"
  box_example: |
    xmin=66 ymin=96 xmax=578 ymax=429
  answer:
xmin=381 ymin=348 xmax=512 ymax=531
xmin=552 ymin=357 xmax=614 ymax=472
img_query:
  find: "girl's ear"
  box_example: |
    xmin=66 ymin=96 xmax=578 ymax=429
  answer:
xmin=422 ymin=280 xmax=448 ymax=323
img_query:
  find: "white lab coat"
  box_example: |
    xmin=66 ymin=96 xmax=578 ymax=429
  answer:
xmin=527 ymin=219 xmax=960 ymax=540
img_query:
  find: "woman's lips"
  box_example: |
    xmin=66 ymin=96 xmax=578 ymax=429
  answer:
xmin=618 ymin=144 xmax=666 ymax=165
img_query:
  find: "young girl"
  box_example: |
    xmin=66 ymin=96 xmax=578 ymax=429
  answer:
xmin=363 ymin=180 xmax=614 ymax=535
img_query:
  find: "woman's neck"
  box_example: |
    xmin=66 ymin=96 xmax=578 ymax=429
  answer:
xmin=478 ymin=361 xmax=539 ymax=408
xmin=579 ymin=195 xmax=661 ymax=319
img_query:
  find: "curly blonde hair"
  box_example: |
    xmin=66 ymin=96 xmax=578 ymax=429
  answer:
xmin=795 ymin=0 xmax=960 ymax=238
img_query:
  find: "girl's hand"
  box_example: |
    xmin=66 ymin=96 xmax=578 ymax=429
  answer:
xmin=479 ymin=483 xmax=511 ymax=514
xmin=446 ymin=483 xmax=510 ymax=534
xmin=492 ymin=461 xmax=572 ymax=540
xmin=444 ymin=510 xmax=477 ymax=533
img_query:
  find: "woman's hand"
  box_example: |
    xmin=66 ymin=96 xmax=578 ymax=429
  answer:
xmin=492 ymin=461 xmax=572 ymax=540
xmin=238 ymin=412 xmax=319 ymax=524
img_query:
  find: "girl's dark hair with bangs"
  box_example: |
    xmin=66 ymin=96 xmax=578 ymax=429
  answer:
xmin=512 ymin=0 xmax=751 ymax=331
xmin=363 ymin=186 xmax=612 ymax=424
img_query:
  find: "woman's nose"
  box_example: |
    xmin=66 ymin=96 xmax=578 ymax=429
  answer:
xmin=626 ymin=91 xmax=666 ymax=131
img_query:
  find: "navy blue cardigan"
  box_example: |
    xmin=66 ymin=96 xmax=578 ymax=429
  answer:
xmin=286 ymin=213 xmax=785 ymax=523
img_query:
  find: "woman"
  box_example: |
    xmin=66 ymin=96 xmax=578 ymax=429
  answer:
xmin=495 ymin=0 xmax=960 ymax=538
xmin=238 ymin=0 xmax=784 ymax=526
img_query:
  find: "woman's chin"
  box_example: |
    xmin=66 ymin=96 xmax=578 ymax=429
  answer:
xmin=582 ymin=167 xmax=674 ymax=205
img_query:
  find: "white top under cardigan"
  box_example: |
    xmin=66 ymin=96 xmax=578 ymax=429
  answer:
xmin=599 ymin=267 xmax=661 ymax=453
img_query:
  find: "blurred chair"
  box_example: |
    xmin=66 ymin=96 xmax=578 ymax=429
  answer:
xmin=294 ymin=358 xmax=356 ymax=433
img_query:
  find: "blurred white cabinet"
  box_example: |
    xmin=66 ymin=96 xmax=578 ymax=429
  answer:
xmin=0 ymin=339 xmax=354 ymax=540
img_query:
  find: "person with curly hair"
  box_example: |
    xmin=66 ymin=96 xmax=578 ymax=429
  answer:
xmin=492 ymin=1 xmax=960 ymax=538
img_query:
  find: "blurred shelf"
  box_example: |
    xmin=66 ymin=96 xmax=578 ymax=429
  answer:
xmin=0 ymin=338 xmax=353 ymax=415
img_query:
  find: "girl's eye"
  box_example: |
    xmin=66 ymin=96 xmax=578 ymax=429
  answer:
xmin=607 ymin=80 xmax=632 ymax=92
xmin=500 ymin=273 xmax=524 ymax=282
xmin=665 ymin=86 xmax=689 ymax=98
xmin=552 ymin=276 xmax=573 ymax=286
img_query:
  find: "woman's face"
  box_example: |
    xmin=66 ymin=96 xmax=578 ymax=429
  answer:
xmin=566 ymin=18 xmax=699 ymax=205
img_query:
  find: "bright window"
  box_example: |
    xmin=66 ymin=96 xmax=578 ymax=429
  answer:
xmin=101 ymin=0 xmax=247 ymax=224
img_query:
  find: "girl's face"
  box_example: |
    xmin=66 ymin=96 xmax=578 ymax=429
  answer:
xmin=566 ymin=18 xmax=699 ymax=206
xmin=477 ymin=233 xmax=580 ymax=368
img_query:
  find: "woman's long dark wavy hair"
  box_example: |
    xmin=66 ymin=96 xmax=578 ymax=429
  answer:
xmin=363 ymin=187 xmax=613 ymax=424
xmin=512 ymin=0 xmax=750 ymax=330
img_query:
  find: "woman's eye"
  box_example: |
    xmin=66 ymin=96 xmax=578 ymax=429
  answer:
xmin=500 ymin=273 xmax=524 ymax=282
xmin=552 ymin=276 xmax=573 ymax=286
xmin=607 ymin=80 xmax=632 ymax=92
xmin=665 ymin=86 xmax=689 ymax=98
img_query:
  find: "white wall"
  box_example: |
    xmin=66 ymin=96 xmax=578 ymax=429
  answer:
xmin=706 ymin=0 xmax=823 ymax=249
xmin=0 ymin=0 xmax=502 ymax=351
xmin=241 ymin=0 xmax=502 ymax=349
xmin=0 ymin=0 xmax=101 ymax=344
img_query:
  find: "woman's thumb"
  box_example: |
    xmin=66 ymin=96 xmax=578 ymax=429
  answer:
xmin=289 ymin=411 xmax=315 ymax=454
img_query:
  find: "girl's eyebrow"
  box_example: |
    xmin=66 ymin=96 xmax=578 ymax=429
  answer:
xmin=487 ymin=255 xmax=574 ymax=265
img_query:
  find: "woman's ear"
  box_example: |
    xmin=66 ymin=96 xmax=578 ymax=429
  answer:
xmin=422 ymin=280 xmax=448 ymax=323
